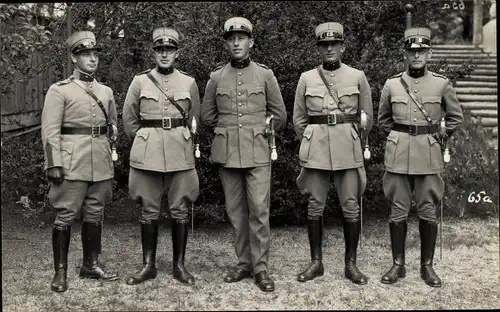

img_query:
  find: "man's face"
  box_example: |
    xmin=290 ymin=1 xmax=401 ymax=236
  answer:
xmin=318 ymin=41 xmax=345 ymax=63
xmin=153 ymin=46 xmax=178 ymax=69
xmin=224 ymin=32 xmax=253 ymax=60
xmin=71 ymin=50 xmax=99 ymax=73
xmin=404 ymin=48 xmax=432 ymax=69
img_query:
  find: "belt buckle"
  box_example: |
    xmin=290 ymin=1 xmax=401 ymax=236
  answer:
xmin=327 ymin=113 xmax=337 ymax=126
xmin=91 ymin=125 xmax=100 ymax=137
xmin=162 ymin=117 xmax=172 ymax=129
xmin=409 ymin=125 xmax=417 ymax=136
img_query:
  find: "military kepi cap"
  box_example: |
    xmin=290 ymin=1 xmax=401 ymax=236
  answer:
xmin=223 ymin=17 xmax=253 ymax=39
xmin=66 ymin=31 xmax=102 ymax=54
xmin=315 ymin=22 xmax=344 ymax=43
xmin=404 ymin=27 xmax=431 ymax=49
xmin=152 ymin=27 xmax=179 ymax=49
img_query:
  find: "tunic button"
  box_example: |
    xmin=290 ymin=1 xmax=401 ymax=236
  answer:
xmin=165 ymin=80 xmax=168 ymax=82
xmin=238 ymin=92 xmax=242 ymax=96
xmin=165 ymin=88 xmax=168 ymax=91
xmin=164 ymin=106 xmax=168 ymax=109
xmin=414 ymin=109 xmax=417 ymax=112
xmin=415 ymin=80 xmax=419 ymax=84
xmin=239 ymin=113 xmax=242 ymax=117
xmin=330 ymin=73 xmax=334 ymax=77
xmin=330 ymin=102 xmax=334 ymax=105
xmin=329 ymin=83 xmax=333 ymax=86
xmin=238 ymin=82 xmax=242 ymax=85
xmin=92 ymin=103 xmax=96 ymax=107
xmin=238 ymin=72 xmax=242 ymax=76
xmin=165 ymin=98 xmax=168 ymax=100
xmin=413 ymin=118 xmax=417 ymax=121
xmin=414 ymin=89 xmax=418 ymax=93
xmin=239 ymin=124 xmax=242 ymax=128
xmin=92 ymin=113 xmax=96 ymax=117
xmin=238 ymin=103 xmax=242 ymax=106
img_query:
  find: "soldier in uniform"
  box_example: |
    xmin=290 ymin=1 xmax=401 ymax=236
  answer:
xmin=201 ymin=17 xmax=287 ymax=292
xmin=378 ymin=27 xmax=463 ymax=287
xmin=42 ymin=31 xmax=119 ymax=293
xmin=293 ymin=22 xmax=373 ymax=285
xmin=122 ymin=27 xmax=200 ymax=285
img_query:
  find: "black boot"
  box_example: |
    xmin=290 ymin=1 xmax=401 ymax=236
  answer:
xmin=51 ymin=225 xmax=71 ymax=293
xmin=419 ymin=219 xmax=442 ymax=287
xmin=79 ymin=222 xmax=119 ymax=281
xmin=126 ymin=220 xmax=159 ymax=285
xmin=297 ymin=217 xmax=324 ymax=282
xmin=344 ymin=218 xmax=368 ymax=285
xmin=172 ymin=219 xmax=195 ymax=285
xmin=381 ymin=220 xmax=407 ymax=284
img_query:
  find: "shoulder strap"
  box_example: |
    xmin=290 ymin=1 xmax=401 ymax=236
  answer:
xmin=399 ymin=76 xmax=433 ymax=124
xmin=316 ymin=66 xmax=344 ymax=112
xmin=70 ymin=77 xmax=110 ymax=125
xmin=145 ymin=71 xmax=187 ymax=121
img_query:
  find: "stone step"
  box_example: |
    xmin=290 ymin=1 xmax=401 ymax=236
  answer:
xmin=429 ymin=58 xmax=497 ymax=64
xmin=432 ymin=45 xmax=479 ymax=49
xmin=432 ymin=64 xmax=497 ymax=70
xmin=454 ymin=87 xmax=497 ymax=95
xmin=457 ymin=94 xmax=498 ymax=101
xmin=432 ymin=50 xmax=488 ymax=54
xmin=432 ymin=53 xmax=492 ymax=59
xmin=461 ymin=102 xmax=497 ymax=109
xmin=471 ymin=117 xmax=498 ymax=127
xmin=460 ymin=75 xmax=497 ymax=82
xmin=470 ymin=110 xmax=498 ymax=118
xmin=465 ymin=69 xmax=498 ymax=75
xmin=456 ymin=81 xmax=497 ymax=88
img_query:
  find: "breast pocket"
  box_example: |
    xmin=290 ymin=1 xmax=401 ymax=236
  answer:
xmin=247 ymin=87 xmax=266 ymax=113
xmin=210 ymin=127 xmax=228 ymax=165
xmin=391 ymin=96 xmax=409 ymax=120
xmin=216 ymin=88 xmax=232 ymax=113
xmin=139 ymin=90 xmax=160 ymax=112
xmin=337 ymin=86 xmax=360 ymax=108
xmin=174 ymin=91 xmax=192 ymax=115
xmin=422 ymin=96 xmax=442 ymax=119
xmin=299 ymin=126 xmax=314 ymax=162
xmin=305 ymin=87 xmax=325 ymax=112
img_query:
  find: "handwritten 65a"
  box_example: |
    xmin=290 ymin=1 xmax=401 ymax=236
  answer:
xmin=467 ymin=191 xmax=493 ymax=204
xmin=441 ymin=0 xmax=465 ymax=10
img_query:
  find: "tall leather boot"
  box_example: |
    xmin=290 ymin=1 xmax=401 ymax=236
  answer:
xmin=51 ymin=225 xmax=71 ymax=292
xmin=172 ymin=219 xmax=195 ymax=285
xmin=381 ymin=220 xmax=407 ymax=284
xmin=297 ymin=217 xmax=324 ymax=282
xmin=419 ymin=219 xmax=442 ymax=287
xmin=79 ymin=222 xmax=119 ymax=281
xmin=344 ymin=218 xmax=368 ymax=285
xmin=126 ymin=220 xmax=159 ymax=285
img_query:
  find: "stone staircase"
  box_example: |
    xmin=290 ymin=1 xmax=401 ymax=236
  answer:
xmin=429 ymin=45 xmax=497 ymax=149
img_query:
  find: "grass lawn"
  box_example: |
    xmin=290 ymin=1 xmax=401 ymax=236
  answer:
xmin=2 ymin=215 xmax=499 ymax=311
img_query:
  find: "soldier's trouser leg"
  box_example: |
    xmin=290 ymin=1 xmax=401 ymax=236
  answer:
xmin=48 ymin=180 xmax=87 ymax=292
xmin=220 ymin=168 xmax=252 ymax=275
xmin=415 ymin=174 xmax=443 ymax=287
xmin=296 ymin=167 xmax=329 ymax=282
xmin=127 ymin=168 xmax=164 ymax=284
xmin=381 ymin=172 xmax=413 ymax=284
xmin=332 ymin=167 xmax=367 ymax=285
xmin=79 ymin=179 xmax=118 ymax=281
xmin=165 ymin=169 xmax=199 ymax=285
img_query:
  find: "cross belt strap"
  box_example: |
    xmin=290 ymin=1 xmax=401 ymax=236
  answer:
xmin=308 ymin=113 xmax=358 ymax=125
xmin=393 ymin=123 xmax=439 ymax=135
xmin=316 ymin=66 xmax=344 ymax=112
xmin=146 ymin=72 xmax=187 ymax=122
xmin=140 ymin=118 xmax=186 ymax=129
xmin=61 ymin=126 xmax=108 ymax=137
xmin=399 ymin=77 xmax=434 ymax=124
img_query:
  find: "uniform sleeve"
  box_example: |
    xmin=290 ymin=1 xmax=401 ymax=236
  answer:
xmin=293 ymin=74 xmax=308 ymax=139
xmin=441 ymin=80 xmax=463 ymax=135
xmin=264 ymin=71 xmax=287 ymax=131
xmin=200 ymin=75 xmax=219 ymax=129
xmin=41 ymin=84 xmax=64 ymax=169
xmin=358 ymin=72 xmax=374 ymax=133
xmin=188 ymin=79 xmax=201 ymax=130
xmin=108 ymin=88 xmax=118 ymax=126
xmin=122 ymin=76 xmax=142 ymax=142
xmin=377 ymin=80 xmax=394 ymax=135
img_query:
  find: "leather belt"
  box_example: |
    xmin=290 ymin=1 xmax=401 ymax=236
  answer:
xmin=61 ymin=126 xmax=108 ymax=137
xmin=308 ymin=113 xmax=358 ymax=125
xmin=393 ymin=123 xmax=439 ymax=135
xmin=140 ymin=118 xmax=186 ymax=129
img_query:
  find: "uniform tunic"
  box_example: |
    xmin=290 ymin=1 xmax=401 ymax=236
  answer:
xmin=378 ymin=70 xmax=463 ymax=222
xmin=201 ymin=60 xmax=286 ymax=274
xmin=41 ymin=72 xmax=117 ymax=226
xmin=122 ymin=68 xmax=201 ymax=221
